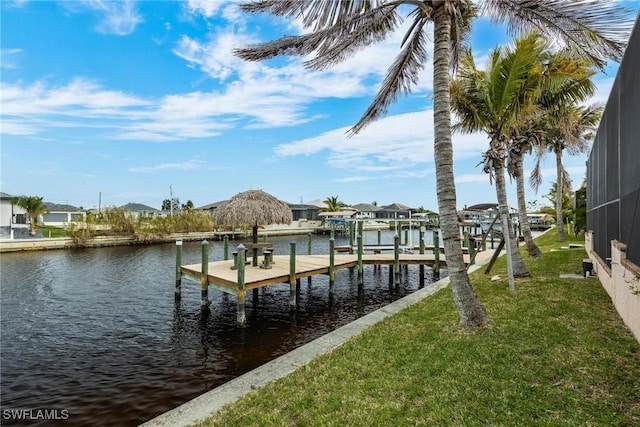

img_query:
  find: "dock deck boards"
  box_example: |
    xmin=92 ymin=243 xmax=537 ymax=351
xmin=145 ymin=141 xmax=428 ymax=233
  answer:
xmin=181 ymin=253 xmax=466 ymax=292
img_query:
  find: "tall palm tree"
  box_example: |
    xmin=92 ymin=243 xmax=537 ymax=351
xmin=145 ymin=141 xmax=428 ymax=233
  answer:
xmin=531 ymin=104 xmax=602 ymax=241
xmin=12 ymin=196 xmax=48 ymax=236
xmin=235 ymin=0 xmax=631 ymax=328
xmin=505 ymin=45 xmax=598 ymax=257
xmin=451 ymin=35 xmax=547 ymax=279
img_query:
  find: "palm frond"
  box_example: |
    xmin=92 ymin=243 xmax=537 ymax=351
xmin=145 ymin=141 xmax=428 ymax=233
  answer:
xmin=304 ymin=5 xmax=400 ymax=70
xmin=349 ymin=16 xmax=429 ymax=135
xmin=449 ymin=0 xmax=478 ymax=70
xmin=529 ymin=154 xmax=544 ymax=192
xmin=239 ymin=1 xmax=380 ymax=31
xmin=480 ymin=0 xmax=634 ymax=69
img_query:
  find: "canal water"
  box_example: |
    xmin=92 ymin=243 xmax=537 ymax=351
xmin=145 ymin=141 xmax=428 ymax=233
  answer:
xmin=0 ymin=230 xmax=442 ymax=426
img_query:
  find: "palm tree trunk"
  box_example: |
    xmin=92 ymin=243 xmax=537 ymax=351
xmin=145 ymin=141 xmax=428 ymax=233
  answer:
xmin=515 ymin=156 xmax=542 ymax=257
xmin=494 ymin=161 xmax=530 ymax=277
xmin=555 ymin=147 xmax=566 ymax=242
xmin=29 ymin=214 xmax=36 ymax=236
xmin=433 ymin=5 xmax=488 ymax=328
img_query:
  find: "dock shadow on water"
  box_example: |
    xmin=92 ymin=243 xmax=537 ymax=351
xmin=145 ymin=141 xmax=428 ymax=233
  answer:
xmin=0 ymin=232 xmax=443 ymax=426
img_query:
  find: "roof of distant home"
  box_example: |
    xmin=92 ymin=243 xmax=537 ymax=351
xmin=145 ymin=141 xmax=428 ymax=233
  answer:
xmin=120 ymin=203 xmax=160 ymax=212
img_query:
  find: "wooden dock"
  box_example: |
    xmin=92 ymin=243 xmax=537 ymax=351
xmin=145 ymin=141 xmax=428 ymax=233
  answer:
xmin=174 ymin=226 xmax=484 ymax=326
xmin=180 ymin=253 xmax=465 ymax=294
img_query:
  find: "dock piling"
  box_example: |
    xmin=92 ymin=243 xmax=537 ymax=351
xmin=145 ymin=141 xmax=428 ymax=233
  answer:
xmin=329 ymin=237 xmax=335 ymax=294
xmin=393 ymin=233 xmax=400 ymax=287
xmin=468 ymin=236 xmax=476 ymax=266
xmin=200 ymin=240 xmax=210 ymax=308
xmin=357 ymin=234 xmax=363 ymax=286
xmin=419 ymin=222 xmax=425 ymax=287
xmin=433 ymin=230 xmax=440 ymax=275
xmin=175 ymin=239 xmax=183 ymax=300
xmin=289 ymin=242 xmax=297 ymax=307
xmin=236 ymin=244 xmax=246 ymax=326
xmin=223 ymin=235 xmax=229 ymax=260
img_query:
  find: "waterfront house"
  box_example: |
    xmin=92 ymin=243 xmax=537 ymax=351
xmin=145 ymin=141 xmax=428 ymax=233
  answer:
xmin=351 ymin=203 xmax=381 ymax=219
xmin=376 ymin=203 xmax=414 ymax=219
xmin=288 ymin=204 xmax=320 ymax=222
xmin=120 ymin=203 xmax=162 ymax=219
xmin=0 ymin=192 xmax=28 ymax=238
xmin=41 ymin=202 xmax=86 ymax=227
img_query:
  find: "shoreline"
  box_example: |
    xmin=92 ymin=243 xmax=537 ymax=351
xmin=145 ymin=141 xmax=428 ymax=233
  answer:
xmin=0 ymin=221 xmax=407 ymax=253
xmin=0 ymin=228 xmax=325 ymax=253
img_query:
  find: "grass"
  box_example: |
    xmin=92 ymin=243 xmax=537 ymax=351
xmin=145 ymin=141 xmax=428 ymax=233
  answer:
xmin=35 ymin=225 xmax=67 ymax=238
xmin=196 ymin=230 xmax=640 ymax=426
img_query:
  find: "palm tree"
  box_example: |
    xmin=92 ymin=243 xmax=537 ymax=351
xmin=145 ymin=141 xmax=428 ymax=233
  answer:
xmin=235 ymin=1 xmax=631 ymax=328
xmin=451 ymin=35 xmax=546 ymax=279
xmin=323 ymin=195 xmax=342 ymax=212
xmin=531 ymin=104 xmax=602 ymax=242
xmin=12 ymin=196 xmax=48 ymax=236
xmin=505 ymin=44 xmax=598 ymax=257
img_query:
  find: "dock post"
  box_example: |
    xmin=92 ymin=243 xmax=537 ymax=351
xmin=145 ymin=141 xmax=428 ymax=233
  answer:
xmin=419 ymin=221 xmax=425 ymax=287
xmin=236 ymin=244 xmax=247 ymax=326
xmin=175 ymin=239 xmax=183 ymax=300
xmin=468 ymin=236 xmax=476 ymax=266
xmin=348 ymin=222 xmax=355 ymax=254
xmin=377 ymin=229 xmax=381 ymax=245
xmin=394 ymin=233 xmax=400 ymax=287
xmin=329 ymin=237 xmax=335 ymax=294
xmin=357 ymin=234 xmax=363 ymax=286
xmin=200 ymin=240 xmax=210 ymax=308
xmin=223 ymin=235 xmax=229 ymax=260
xmin=404 ymin=229 xmax=409 ymax=246
xmin=433 ymin=230 xmax=440 ymax=275
xmin=289 ymin=242 xmax=297 ymax=307
xmin=307 ymin=233 xmax=312 ymax=285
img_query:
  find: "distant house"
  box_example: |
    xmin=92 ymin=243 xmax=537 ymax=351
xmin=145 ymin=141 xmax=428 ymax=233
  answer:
xmin=196 ymin=200 xmax=228 ymax=220
xmin=41 ymin=202 xmax=86 ymax=226
xmin=376 ymin=203 xmax=414 ymax=219
xmin=527 ymin=213 xmax=554 ymax=230
xmin=0 ymin=192 xmax=28 ymax=237
xmin=305 ymin=199 xmax=330 ymax=210
xmin=351 ymin=203 xmax=381 ymax=219
xmin=120 ymin=203 xmax=162 ymax=219
xmin=288 ymin=204 xmax=320 ymax=221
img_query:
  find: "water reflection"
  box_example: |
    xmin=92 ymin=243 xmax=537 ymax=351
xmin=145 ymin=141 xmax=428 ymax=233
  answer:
xmin=1 ymin=231 xmax=443 ymax=426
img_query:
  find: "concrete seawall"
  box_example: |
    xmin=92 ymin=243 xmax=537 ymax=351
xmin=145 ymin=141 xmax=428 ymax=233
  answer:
xmin=0 ymin=234 xmax=213 ymax=253
xmin=0 ymin=228 xmax=324 ymax=253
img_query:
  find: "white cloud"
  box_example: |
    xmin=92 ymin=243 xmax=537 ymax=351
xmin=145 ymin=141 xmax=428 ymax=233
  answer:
xmin=275 ymin=109 xmax=489 ymax=173
xmin=0 ymin=48 xmax=21 ymax=70
xmin=334 ymin=176 xmax=376 ymax=183
xmin=1 ymin=79 xmax=150 ymax=116
xmin=455 ymin=173 xmax=490 ymax=184
xmin=129 ymin=160 xmax=207 ymax=173
xmin=186 ymin=0 xmax=225 ymax=18
xmin=76 ymin=0 xmax=142 ymax=35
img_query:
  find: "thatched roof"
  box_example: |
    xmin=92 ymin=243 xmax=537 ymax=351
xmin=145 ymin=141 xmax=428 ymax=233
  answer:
xmin=214 ymin=189 xmax=292 ymax=226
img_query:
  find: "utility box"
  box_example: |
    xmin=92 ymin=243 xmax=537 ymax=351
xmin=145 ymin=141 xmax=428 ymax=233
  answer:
xmin=582 ymin=259 xmax=594 ymax=277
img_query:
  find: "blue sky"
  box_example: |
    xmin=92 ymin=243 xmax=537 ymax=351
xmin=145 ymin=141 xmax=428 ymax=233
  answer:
xmin=1 ymin=1 xmax=638 ymax=211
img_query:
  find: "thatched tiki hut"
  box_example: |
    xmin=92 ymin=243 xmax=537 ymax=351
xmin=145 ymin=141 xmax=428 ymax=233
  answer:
xmin=214 ymin=189 xmax=292 ymax=265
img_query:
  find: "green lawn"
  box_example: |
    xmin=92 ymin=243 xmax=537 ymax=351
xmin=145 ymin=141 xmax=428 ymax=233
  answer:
xmin=35 ymin=225 xmax=67 ymax=238
xmin=197 ymin=230 xmax=640 ymax=426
